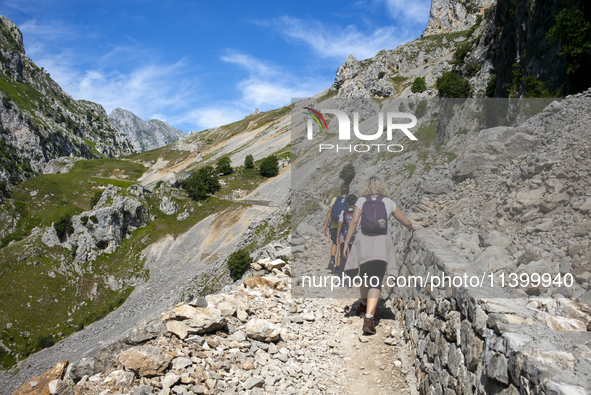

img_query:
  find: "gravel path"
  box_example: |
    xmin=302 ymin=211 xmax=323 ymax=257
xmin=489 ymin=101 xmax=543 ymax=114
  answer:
xmin=47 ymin=234 xmax=418 ymax=395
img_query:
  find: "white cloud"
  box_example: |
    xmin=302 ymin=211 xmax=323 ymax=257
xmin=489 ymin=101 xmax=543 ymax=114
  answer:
xmin=172 ymin=51 xmax=331 ymax=130
xmin=181 ymin=107 xmax=248 ymax=130
xmin=71 ymin=61 xmax=195 ymax=115
xmin=222 ymin=51 xmax=330 ymax=108
xmin=380 ymin=0 xmax=431 ymax=25
xmin=16 ymin=19 xmax=200 ymax=130
xmin=268 ymin=16 xmax=411 ymax=60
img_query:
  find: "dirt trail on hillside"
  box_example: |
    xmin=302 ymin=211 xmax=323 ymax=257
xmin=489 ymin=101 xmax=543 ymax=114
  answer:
xmin=137 ymin=114 xmax=291 ymax=188
xmin=300 ymin=236 xmax=418 ymax=394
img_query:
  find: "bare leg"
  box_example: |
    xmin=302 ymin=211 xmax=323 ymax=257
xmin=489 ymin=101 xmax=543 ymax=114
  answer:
xmin=360 ymin=284 xmax=368 ymax=301
xmin=331 ymin=243 xmax=337 ymax=256
xmin=366 ymin=288 xmax=380 ymax=316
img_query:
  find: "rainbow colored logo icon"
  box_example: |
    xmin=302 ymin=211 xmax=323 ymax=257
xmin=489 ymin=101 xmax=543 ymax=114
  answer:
xmin=303 ymin=107 xmax=328 ymax=132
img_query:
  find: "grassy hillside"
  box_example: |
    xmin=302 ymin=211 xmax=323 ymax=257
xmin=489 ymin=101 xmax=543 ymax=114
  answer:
xmin=0 ymin=147 xmax=280 ymax=368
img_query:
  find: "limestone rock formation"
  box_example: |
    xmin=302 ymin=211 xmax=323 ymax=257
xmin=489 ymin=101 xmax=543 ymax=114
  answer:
xmin=423 ymin=0 xmax=495 ymax=37
xmin=41 ymin=185 xmax=150 ymax=262
xmin=42 ymin=156 xmax=85 ymax=175
xmin=108 ymin=108 xmax=185 ymax=153
xmin=331 ymin=29 xmax=474 ymax=100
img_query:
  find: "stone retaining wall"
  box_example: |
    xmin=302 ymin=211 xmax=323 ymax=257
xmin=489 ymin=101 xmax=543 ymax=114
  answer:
xmin=390 ymin=229 xmax=591 ymax=394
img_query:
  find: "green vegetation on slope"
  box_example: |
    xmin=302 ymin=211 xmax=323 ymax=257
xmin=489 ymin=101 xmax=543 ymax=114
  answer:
xmin=0 ymin=142 xmax=279 ymax=368
xmin=0 ymin=159 xmax=145 ymax=248
xmin=547 ymin=0 xmax=591 ymax=93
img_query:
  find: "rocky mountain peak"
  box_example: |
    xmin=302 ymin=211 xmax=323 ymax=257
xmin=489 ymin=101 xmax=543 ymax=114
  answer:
xmin=423 ymin=0 xmax=495 ymax=37
xmin=108 ymin=108 xmax=185 ymax=153
xmin=0 ymin=15 xmax=24 ymax=54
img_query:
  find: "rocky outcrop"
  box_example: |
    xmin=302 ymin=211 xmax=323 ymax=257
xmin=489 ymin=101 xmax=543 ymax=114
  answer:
xmin=159 ymin=195 xmax=180 ymax=215
xmin=457 ymin=0 xmax=587 ymax=97
xmin=108 ymin=108 xmax=185 ymax=153
xmin=423 ymin=0 xmax=495 ymax=37
xmin=0 ymin=16 xmax=134 ymax=186
xmin=42 ymin=156 xmax=85 ymax=174
xmin=42 ymin=185 xmax=150 ymax=262
xmin=331 ymin=30 xmax=474 ymax=99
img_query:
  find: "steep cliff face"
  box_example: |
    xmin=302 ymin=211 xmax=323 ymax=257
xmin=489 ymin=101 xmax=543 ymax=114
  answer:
xmin=0 ymin=16 xmax=134 ymax=186
xmin=108 ymin=108 xmax=185 ymax=153
xmin=473 ymin=0 xmax=571 ymax=97
xmin=423 ymin=0 xmax=495 ymax=36
xmin=332 ymin=0 xmax=586 ymax=101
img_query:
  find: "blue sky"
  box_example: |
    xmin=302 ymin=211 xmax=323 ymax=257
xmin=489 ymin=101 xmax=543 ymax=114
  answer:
xmin=2 ymin=0 xmax=431 ymax=132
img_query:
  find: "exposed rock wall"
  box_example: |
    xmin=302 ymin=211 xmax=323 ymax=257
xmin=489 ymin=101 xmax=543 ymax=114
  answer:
xmin=423 ymin=0 xmax=495 ymax=37
xmin=331 ymin=32 xmax=471 ymax=99
xmin=465 ymin=0 xmax=576 ymax=97
xmin=391 ymin=229 xmax=591 ymax=394
xmin=42 ymin=185 xmax=150 ymax=263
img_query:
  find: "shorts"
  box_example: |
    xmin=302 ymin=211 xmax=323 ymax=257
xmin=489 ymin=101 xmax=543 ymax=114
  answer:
xmin=330 ymin=228 xmax=338 ymax=244
xmin=359 ymin=260 xmax=387 ymax=290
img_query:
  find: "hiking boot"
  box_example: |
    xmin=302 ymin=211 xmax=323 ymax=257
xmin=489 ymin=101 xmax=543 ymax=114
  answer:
xmin=327 ymin=257 xmax=335 ymax=270
xmin=362 ymin=316 xmax=376 ymax=334
xmin=355 ymin=303 xmax=366 ymax=316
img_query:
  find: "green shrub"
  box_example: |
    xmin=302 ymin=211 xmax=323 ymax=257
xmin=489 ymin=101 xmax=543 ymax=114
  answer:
xmin=452 ymin=42 xmax=471 ymax=65
xmin=35 ymin=334 xmax=55 ymax=350
xmin=244 ymin=154 xmax=254 ymax=169
xmin=339 ymin=164 xmax=355 ymax=185
xmin=182 ymin=166 xmax=221 ymax=201
xmin=548 ymin=2 xmax=591 ymax=75
xmin=411 ymin=77 xmax=427 ymax=93
xmin=436 ymin=72 xmax=472 ymax=98
xmin=524 ymin=76 xmax=561 ymax=98
xmin=465 ymin=63 xmax=481 ymax=77
xmin=377 ymin=71 xmax=386 ymax=79
xmin=259 ymin=155 xmax=279 ymax=178
xmin=0 ymin=181 xmax=11 ymax=198
xmin=54 ymin=213 xmax=74 ymax=240
xmin=215 ymin=156 xmax=233 ymax=176
xmin=227 ymin=249 xmax=251 ymax=280
xmin=90 ymin=215 xmax=98 ymax=224
xmin=80 ymin=216 xmax=89 ymax=226
xmin=547 ymin=1 xmax=591 ymax=92
xmin=90 ymin=189 xmax=103 ymax=208
xmin=1 ymin=96 xmax=11 ymax=110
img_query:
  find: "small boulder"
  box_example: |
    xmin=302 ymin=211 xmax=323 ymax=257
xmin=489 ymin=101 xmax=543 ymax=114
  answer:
xmin=170 ymin=305 xmax=226 ymax=335
xmin=263 ymin=259 xmax=286 ymax=271
xmin=244 ymin=318 xmax=281 ymax=342
xmin=118 ymin=345 xmax=171 ymax=377
xmin=475 ymin=246 xmax=513 ymax=272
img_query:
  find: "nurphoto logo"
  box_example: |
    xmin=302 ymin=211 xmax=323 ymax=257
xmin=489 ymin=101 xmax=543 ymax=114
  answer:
xmin=304 ymin=108 xmax=419 ymax=153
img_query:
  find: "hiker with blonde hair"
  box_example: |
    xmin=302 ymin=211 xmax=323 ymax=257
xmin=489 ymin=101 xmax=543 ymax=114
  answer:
xmin=343 ymin=176 xmax=419 ymax=334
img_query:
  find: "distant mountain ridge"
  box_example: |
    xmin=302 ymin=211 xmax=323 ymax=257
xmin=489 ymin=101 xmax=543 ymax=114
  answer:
xmin=109 ymin=108 xmax=185 ymax=153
